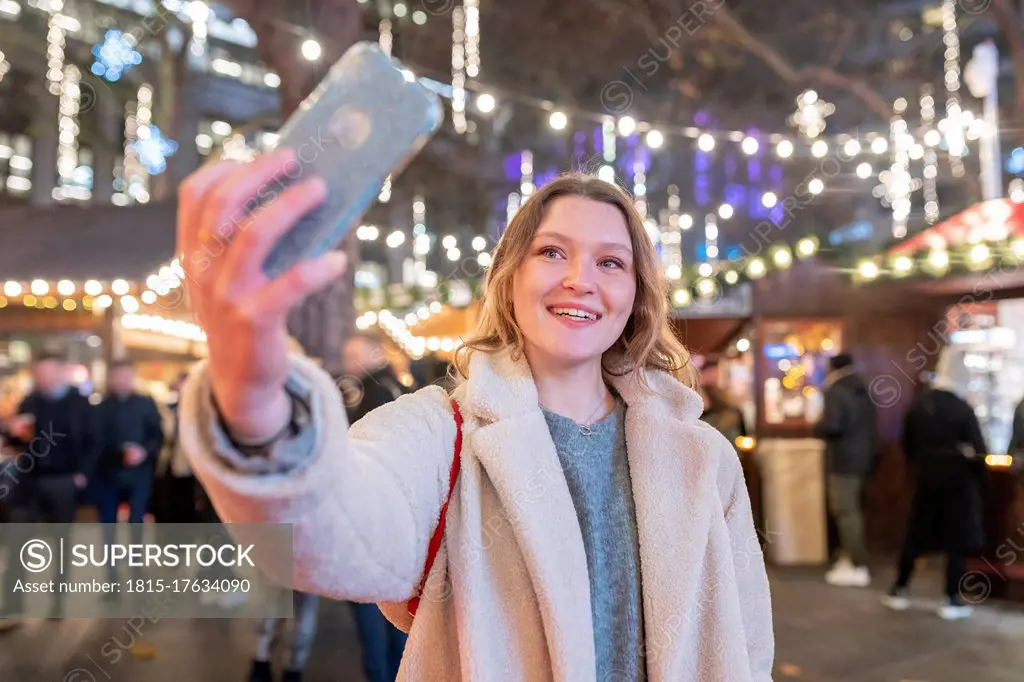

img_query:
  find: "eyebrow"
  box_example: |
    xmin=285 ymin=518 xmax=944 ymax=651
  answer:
xmin=533 ymin=230 xmax=634 ymax=257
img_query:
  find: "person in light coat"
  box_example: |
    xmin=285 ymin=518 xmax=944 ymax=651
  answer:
xmin=174 ymin=148 xmax=775 ymax=682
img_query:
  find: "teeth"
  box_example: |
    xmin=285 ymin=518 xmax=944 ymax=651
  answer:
xmin=551 ymin=307 xmax=598 ymax=321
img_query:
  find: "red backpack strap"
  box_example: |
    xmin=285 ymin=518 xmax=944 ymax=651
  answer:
xmin=407 ymin=398 xmax=463 ymax=618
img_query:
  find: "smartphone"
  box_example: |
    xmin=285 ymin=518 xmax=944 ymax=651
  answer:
xmin=259 ymin=42 xmax=444 ymax=279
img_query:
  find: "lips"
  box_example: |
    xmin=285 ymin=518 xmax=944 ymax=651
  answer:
xmin=547 ymin=305 xmax=602 ymax=322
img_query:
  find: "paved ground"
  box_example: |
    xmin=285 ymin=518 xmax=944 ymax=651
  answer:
xmin=1 ymin=563 xmax=1023 ymax=681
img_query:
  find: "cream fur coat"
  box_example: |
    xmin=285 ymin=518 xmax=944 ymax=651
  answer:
xmin=178 ymin=348 xmax=775 ymax=681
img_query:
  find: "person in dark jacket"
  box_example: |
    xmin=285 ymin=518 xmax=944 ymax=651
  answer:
xmin=96 ymin=360 xmax=165 ymax=526
xmin=1 ymin=351 xmax=99 ymax=619
xmin=95 ymin=360 xmax=164 ymax=586
xmin=699 ymin=360 xmax=748 ymax=447
xmin=336 ymin=332 xmax=412 ymax=682
xmin=883 ymin=350 xmax=988 ymax=620
xmin=812 ymin=353 xmax=878 ymax=588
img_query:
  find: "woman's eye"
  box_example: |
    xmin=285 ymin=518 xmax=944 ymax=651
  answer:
xmin=540 ymin=247 xmax=562 ymax=259
xmin=600 ymin=259 xmax=623 ymax=269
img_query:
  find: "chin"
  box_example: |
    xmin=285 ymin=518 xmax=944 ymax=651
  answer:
xmin=532 ymin=338 xmax=609 ymax=367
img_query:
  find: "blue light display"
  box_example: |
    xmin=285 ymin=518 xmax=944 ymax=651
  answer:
xmin=91 ymin=29 xmax=143 ymax=82
xmin=1007 ymin=147 xmax=1024 ymax=175
xmin=131 ymin=126 xmax=178 ymax=175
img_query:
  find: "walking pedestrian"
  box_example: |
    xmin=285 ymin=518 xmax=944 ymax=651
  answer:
xmin=813 ymin=353 xmax=878 ymax=588
xmin=883 ymin=349 xmax=988 ymax=620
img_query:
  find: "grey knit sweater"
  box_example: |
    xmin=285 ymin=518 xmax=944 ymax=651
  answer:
xmin=540 ymin=397 xmax=646 ymax=682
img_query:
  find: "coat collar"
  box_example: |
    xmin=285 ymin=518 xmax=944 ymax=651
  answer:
xmin=458 ymin=347 xmax=704 ymax=425
xmin=453 ymin=348 xmax=720 ymax=680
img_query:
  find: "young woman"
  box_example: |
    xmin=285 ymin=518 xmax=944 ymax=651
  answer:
xmin=175 ymin=148 xmax=774 ymax=681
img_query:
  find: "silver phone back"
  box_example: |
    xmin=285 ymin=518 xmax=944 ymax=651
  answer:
xmin=261 ymin=42 xmax=444 ymax=279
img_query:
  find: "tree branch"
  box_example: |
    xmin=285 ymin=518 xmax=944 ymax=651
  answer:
xmin=711 ymin=5 xmax=892 ymax=121
xmin=826 ymin=20 xmax=854 ymax=70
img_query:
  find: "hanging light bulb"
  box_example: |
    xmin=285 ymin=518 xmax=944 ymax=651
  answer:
xmin=789 ymin=89 xmax=835 ymax=139
xmin=549 ymin=111 xmax=568 ymax=130
xmin=475 ymin=93 xmax=496 ymax=113
xmin=300 ymin=38 xmax=322 ymax=61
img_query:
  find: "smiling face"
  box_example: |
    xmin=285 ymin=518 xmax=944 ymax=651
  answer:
xmin=511 ymin=195 xmax=637 ymax=371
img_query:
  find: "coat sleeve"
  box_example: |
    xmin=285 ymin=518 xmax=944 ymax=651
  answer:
xmin=141 ymin=397 xmax=166 ymax=464
xmin=177 ymin=354 xmax=458 ymax=603
xmin=1009 ymin=400 xmax=1024 ymax=455
xmin=812 ymin=386 xmax=845 ymax=440
xmin=79 ymin=398 xmax=103 ymax=481
xmin=720 ymin=447 xmax=775 ymax=681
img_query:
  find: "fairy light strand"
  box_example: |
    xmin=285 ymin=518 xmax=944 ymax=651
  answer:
xmin=661 ymin=185 xmax=684 ymax=281
xmin=451 ymin=6 xmax=467 ymax=134
xmin=921 ymin=85 xmax=940 ymax=224
xmin=379 ymin=18 xmax=393 ymax=57
xmin=45 ymin=1 xmax=66 ymax=96
xmin=633 ymin=159 xmax=648 ymax=218
xmin=464 ymin=0 xmax=480 ymax=79
xmin=942 ymin=0 xmax=966 ymax=177
xmin=520 ymin=150 xmax=534 ymax=198
xmin=55 ymin=64 xmax=82 ymax=200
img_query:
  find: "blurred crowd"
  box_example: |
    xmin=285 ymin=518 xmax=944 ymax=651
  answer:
xmin=0 ymin=334 xmax=452 ymax=682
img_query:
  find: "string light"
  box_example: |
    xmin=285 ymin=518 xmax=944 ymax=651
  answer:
xmin=185 ymin=0 xmax=210 ymax=56
xmin=45 ymin=1 xmax=66 ymax=96
xmin=0 ymin=50 xmax=9 ymax=85
xmin=55 ymin=64 xmax=83 ymax=201
xmin=520 ymin=150 xmax=534 ymax=198
xmin=464 ymin=0 xmax=480 ymax=79
xmin=877 ymin=109 xmax=919 ymax=239
xmin=451 ymin=5 xmax=467 ymax=134
xmin=920 ymin=85 xmax=940 ymax=224
xmin=789 ymin=89 xmax=834 ymax=139
xmin=661 ymin=185 xmax=684 ymax=280
xmin=507 ymin=191 xmax=521 ymax=224
xmin=603 ymin=118 xmax=617 ymax=163
xmin=118 ymin=85 xmax=153 ymax=205
xmin=704 ymin=213 xmax=719 ymax=264
xmin=942 ymin=0 xmax=967 ymax=176
xmin=378 ymin=19 xmax=392 ymax=57
xmin=633 ymin=159 xmax=647 ymax=218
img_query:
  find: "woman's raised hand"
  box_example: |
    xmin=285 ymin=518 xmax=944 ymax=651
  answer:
xmin=176 ymin=148 xmax=348 ymax=441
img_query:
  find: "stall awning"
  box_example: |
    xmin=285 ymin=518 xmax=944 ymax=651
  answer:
xmin=887 ymin=198 xmax=1024 ymax=255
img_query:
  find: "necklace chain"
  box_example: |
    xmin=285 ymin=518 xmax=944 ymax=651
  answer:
xmin=576 ymin=393 xmax=610 ymax=436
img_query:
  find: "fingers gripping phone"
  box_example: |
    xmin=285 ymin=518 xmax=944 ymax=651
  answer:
xmin=259 ymin=42 xmax=444 ymax=279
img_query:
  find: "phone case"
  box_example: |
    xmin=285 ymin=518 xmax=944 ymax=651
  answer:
xmin=260 ymin=42 xmax=444 ymax=279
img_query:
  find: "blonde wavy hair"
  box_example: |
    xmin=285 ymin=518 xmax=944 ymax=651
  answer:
xmin=453 ymin=173 xmax=696 ymax=391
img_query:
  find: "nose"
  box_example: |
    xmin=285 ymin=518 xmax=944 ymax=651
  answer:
xmin=562 ymin=256 xmax=597 ymax=294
